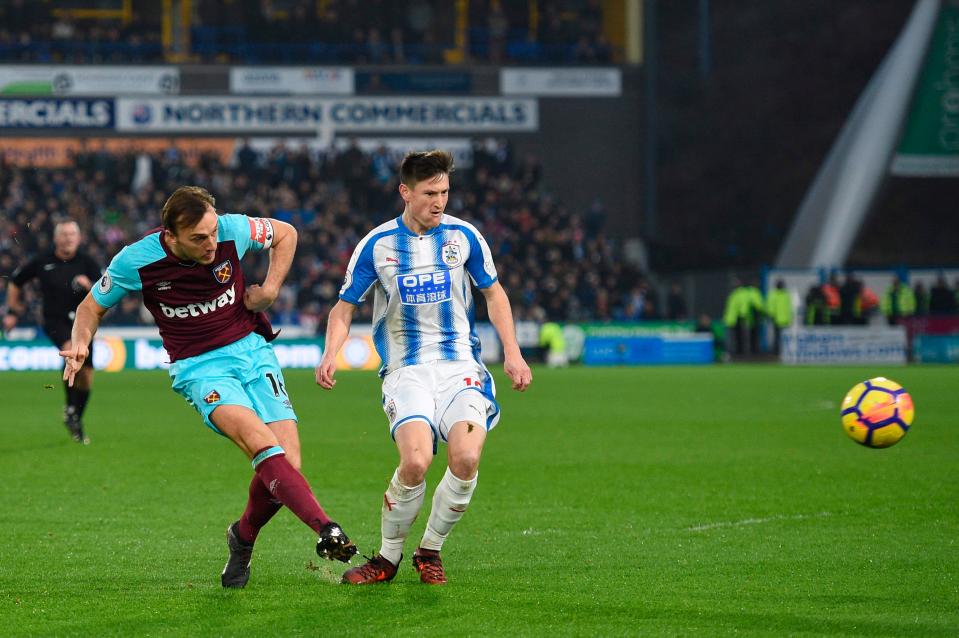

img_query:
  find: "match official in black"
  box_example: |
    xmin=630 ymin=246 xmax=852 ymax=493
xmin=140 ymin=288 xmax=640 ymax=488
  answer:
xmin=4 ymin=220 xmax=102 ymax=444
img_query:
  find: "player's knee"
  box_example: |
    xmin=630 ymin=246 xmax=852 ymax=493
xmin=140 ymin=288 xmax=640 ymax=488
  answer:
xmin=285 ymin=452 xmax=302 ymax=471
xmin=399 ymin=456 xmax=431 ymax=485
xmin=448 ymin=450 xmax=481 ymax=479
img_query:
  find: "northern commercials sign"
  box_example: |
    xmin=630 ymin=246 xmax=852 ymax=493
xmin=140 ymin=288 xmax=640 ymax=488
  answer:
xmin=0 ymin=98 xmax=114 ymax=128
xmin=116 ymin=97 xmax=538 ymax=132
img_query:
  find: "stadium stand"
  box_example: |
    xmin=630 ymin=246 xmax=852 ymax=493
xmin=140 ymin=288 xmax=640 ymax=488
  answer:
xmin=653 ymin=0 xmax=955 ymax=271
xmin=0 ymin=141 xmax=644 ymax=330
xmin=0 ymin=0 xmax=614 ymax=65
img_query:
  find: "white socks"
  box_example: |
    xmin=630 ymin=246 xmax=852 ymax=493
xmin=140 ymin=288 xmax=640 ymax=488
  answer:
xmin=420 ymin=468 xmax=477 ymax=552
xmin=379 ymin=469 xmax=425 ymax=566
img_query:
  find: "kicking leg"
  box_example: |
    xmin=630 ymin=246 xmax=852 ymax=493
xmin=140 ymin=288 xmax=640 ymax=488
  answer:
xmin=214 ymin=407 xmax=355 ymax=587
xmin=234 ymin=418 xmax=302 ymax=544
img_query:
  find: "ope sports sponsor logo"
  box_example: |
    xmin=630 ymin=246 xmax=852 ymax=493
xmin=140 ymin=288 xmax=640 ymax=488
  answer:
xmin=396 ymin=271 xmax=451 ymax=305
xmin=159 ymin=283 xmax=236 ymax=318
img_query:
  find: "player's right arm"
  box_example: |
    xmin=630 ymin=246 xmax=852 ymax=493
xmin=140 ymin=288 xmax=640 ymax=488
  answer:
xmin=61 ymin=244 xmax=141 ymax=384
xmin=61 ymin=293 xmax=109 ymax=386
xmin=315 ymin=299 xmax=357 ymax=390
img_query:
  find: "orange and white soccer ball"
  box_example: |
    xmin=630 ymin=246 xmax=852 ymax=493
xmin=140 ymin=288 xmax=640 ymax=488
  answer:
xmin=840 ymin=377 xmax=914 ymax=448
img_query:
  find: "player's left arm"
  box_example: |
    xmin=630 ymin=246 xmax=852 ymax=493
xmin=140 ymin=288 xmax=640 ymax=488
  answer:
xmin=481 ymin=281 xmax=532 ymax=392
xmin=244 ymin=219 xmax=297 ymax=313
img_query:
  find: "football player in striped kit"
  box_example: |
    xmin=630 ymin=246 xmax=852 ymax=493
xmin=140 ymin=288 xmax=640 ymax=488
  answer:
xmin=317 ymin=150 xmax=532 ymax=584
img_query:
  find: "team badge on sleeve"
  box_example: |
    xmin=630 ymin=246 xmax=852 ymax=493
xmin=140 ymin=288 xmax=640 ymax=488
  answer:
xmin=248 ymin=217 xmax=275 ymax=249
xmin=203 ymin=390 xmax=221 ymax=404
xmin=212 ymin=260 xmax=233 ymax=284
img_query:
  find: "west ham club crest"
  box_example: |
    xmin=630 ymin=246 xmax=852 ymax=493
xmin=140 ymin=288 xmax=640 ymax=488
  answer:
xmin=212 ymin=260 xmax=233 ymax=284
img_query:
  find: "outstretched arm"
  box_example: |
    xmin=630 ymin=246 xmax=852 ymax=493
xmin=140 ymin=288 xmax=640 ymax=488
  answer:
xmin=244 ymin=219 xmax=297 ymax=312
xmin=61 ymin=293 xmax=108 ymax=386
xmin=315 ymin=299 xmax=358 ymax=389
xmin=481 ymin=281 xmax=532 ymax=392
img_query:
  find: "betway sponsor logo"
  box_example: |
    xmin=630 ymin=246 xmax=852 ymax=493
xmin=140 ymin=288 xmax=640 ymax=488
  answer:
xmin=159 ymin=284 xmax=236 ymax=318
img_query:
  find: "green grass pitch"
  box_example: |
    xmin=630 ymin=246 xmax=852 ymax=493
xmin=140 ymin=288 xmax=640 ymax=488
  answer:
xmin=2 ymin=365 xmax=957 ymax=636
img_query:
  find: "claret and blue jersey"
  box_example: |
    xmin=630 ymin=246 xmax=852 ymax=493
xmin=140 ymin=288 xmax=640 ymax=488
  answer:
xmin=339 ymin=213 xmax=498 ymax=377
xmin=91 ymin=213 xmax=277 ymax=362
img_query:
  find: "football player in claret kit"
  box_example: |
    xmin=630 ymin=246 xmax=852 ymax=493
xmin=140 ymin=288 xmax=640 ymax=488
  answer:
xmin=316 ymin=151 xmax=532 ymax=585
xmin=60 ymin=186 xmax=357 ymax=588
xmin=4 ymin=220 xmax=101 ymax=444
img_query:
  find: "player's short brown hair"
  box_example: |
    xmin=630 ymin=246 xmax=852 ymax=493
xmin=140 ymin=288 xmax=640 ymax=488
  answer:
xmin=400 ymin=150 xmax=454 ymax=188
xmin=161 ymin=186 xmax=215 ymax=234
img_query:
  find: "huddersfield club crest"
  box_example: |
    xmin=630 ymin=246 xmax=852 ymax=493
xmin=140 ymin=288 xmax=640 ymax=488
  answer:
xmin=442 ymin=241 xmax=462 ymax=267
xmin=212 ymin=260 xmax=233 ymax=284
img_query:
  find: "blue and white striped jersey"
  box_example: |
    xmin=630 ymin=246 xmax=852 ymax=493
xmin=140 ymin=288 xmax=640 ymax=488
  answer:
xmin=339 ymin=214 xmax=498 ymax=377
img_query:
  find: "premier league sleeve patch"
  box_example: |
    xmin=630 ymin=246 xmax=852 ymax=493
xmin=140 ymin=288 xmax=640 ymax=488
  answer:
xmin=396 ymin=271 xmax=452 ymax=305
xmin=97 ymin=273 xmax=112 ymax=294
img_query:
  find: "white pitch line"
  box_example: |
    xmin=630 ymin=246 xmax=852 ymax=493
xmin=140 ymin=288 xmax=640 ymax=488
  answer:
xmin=686 ymin=511 xmax=833 ymax=532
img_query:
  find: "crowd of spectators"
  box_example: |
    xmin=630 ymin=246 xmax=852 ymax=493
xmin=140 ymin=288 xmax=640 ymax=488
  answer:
xmin=1 ymin=139 xmax=647 ymax=334
xmin=0 ymin=1 xmax=161 ymax=63
xmin=803 ymin=272 xmax=959 ymax=327
xmin=0 ymin=0 xmax=613 ymax=65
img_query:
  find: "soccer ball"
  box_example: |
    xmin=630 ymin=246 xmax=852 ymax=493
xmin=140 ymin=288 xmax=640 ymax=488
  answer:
xmin=840 ymin=377 xmax=914 ymax=448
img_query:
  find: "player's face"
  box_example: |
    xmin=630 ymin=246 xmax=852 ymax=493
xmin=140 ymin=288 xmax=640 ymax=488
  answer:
xmin=166 ymin=208 xmax=219 ymax=265
xmin=53 ymin=222 xmax=81 ymax=258
xmin=400 ymin=173 xmax=449 ymax=234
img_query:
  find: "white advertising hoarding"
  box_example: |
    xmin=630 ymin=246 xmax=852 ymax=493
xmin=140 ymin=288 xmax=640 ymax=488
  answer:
xmin=780 ymin=326 xmax=908 ymax=365
xmin=230 ymin=67 xmax=354 ymax=95
xmin=500 ymin=68 xmax=621 ymax=96
xmin=0 ymin=66 xmax=179 ymax=95
xmin=116 ymin=97 xmax=538 ymax=132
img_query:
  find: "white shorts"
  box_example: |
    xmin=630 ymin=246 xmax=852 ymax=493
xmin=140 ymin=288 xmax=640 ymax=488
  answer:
xmin=381 ymin=359 xmax=501 ymax=448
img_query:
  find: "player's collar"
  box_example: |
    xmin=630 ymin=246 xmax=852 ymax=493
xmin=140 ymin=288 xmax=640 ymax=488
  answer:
xmin=397 ymin=214 xmax=443 ymax=237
